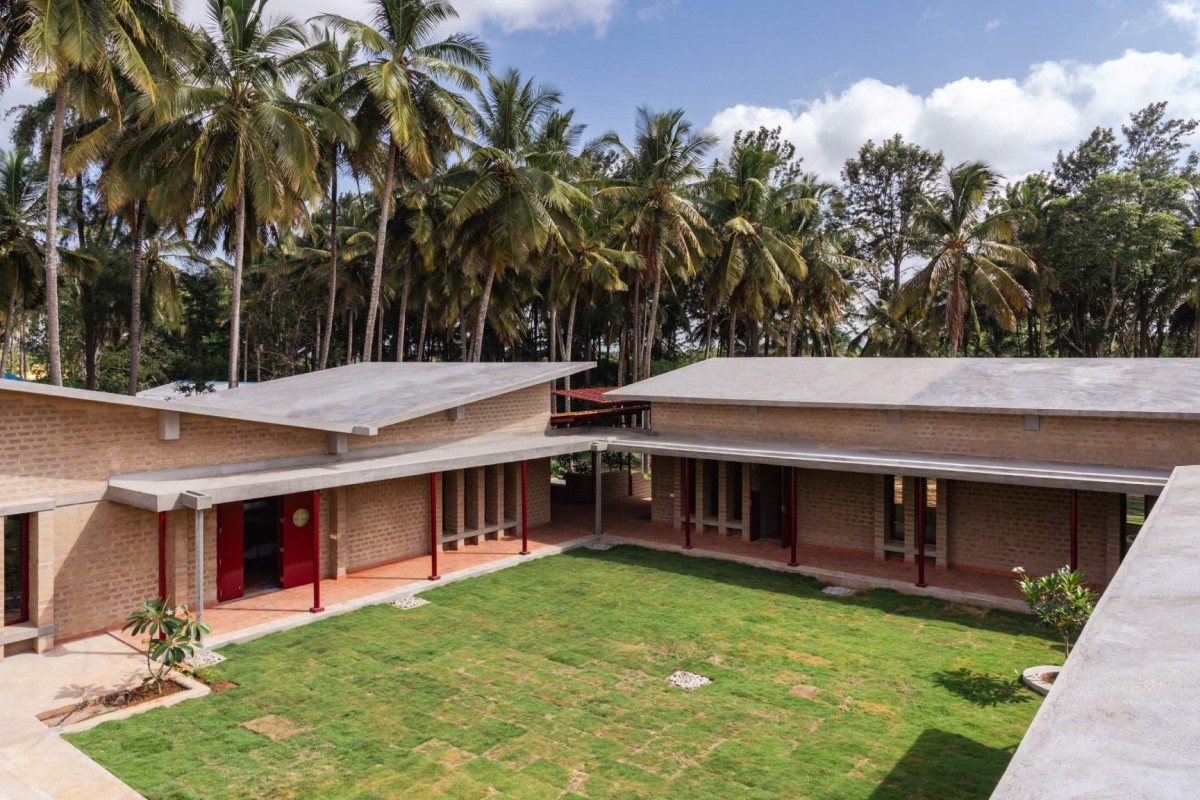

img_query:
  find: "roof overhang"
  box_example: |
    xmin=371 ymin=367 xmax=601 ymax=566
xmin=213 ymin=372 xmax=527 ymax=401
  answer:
xmin=600 ymin=431 xmax=1170 ymax=494
xmin=108 ymin=430 xmax=606 ymax=511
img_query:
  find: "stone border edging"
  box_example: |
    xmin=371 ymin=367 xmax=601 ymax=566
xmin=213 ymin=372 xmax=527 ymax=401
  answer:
xmin=54 ymin=672 xmax=210 ymax=735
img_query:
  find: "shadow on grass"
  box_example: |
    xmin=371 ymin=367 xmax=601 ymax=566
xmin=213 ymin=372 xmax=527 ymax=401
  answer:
xmin=565 ymin=545 xmax=1053 ymax=640
xmin=933 ymin=668 xmax=1031 ymax=707
xmin=869 ymin=729 xmax=1017 ymax=800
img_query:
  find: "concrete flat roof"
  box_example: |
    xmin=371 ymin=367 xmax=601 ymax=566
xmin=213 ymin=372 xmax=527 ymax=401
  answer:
xmin=606 ymin=357 xmax=1200 ymax=419
xmin=172 ymin=362 xmax=594 ymax=434
xmin=1 ymin=362 xmax=593 ymax=435
xmin=993 ymin=465 xmax=1200 ymax=799
xmin=108 ymin=430 xmax=603 ymax=510
xmin=602 ymin=431 xmax=1170 ymax=493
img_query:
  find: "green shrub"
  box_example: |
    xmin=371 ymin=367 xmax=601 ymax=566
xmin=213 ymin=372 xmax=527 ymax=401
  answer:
xmin=122 ymin=598 xmax=211 ymax=693
xmin=1012 ymin=566 xmax=1098 ymax=659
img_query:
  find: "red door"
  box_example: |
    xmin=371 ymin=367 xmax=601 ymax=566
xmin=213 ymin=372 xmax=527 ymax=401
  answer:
xmin=216 ymin=503 xmax=244 ymax=602
xmin=279 ymin=492 xmax=316 ymax=588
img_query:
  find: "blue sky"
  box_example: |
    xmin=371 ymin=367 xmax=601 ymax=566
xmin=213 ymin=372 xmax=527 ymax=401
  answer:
xmin=3 ymin=0 xmax=1199 ymax=181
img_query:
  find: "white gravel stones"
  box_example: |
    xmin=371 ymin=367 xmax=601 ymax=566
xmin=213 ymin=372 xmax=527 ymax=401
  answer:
xmin=822 ymin=586 xmax=856 ymax=596
xmin=184 ymin=648 xmax=226 ymax=670
xmin=585 ymin=541 xmax=614 ymax=551
xmin=666 ymin=670 xmax=712 ymax=690
xmin=390 ymin=595 xmax=430 ymax=610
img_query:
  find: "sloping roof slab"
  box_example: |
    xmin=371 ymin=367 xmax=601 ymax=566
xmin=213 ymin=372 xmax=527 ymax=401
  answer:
xmin=607 ymin=357 xmax=1200 ymax=420
xmin=172 ymin=361 xmax=594 ymax=434
xmin=601 ymin=431 xmax=1169 ymax=494
xmin=109 ymin=430 xmax=603 ymax=511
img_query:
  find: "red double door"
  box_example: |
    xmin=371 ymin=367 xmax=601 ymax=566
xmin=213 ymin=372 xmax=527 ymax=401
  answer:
xmin=216 ymin=492 xmax=317 ymax=602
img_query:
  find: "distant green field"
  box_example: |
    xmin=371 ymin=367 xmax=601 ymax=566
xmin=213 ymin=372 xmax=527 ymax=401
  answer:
xmin=71 ymin=547 xmax=1053 ymax=799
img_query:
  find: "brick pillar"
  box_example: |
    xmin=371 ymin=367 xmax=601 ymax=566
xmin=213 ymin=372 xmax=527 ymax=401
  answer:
xmin=1105 ymin=492 xmax=1123 ymax=582
xmin=443 ymin=470 xmax=465 ymax=549
xmin=717 ymin=461 xmax=729 ymax=532
xmin=30 ymin=510 xmax=54 ymax=652
xmin=464 ymin=467 xmax=485 ymax=542
xmin=503 ymin=462 xmax=520 ymax=534
xmin=485 ymin=465 xmax=504 ymax=533
xmin=741 ymin=462 xmax=753 ymax=542
xmin=874 ymin=474 xmax=887 ymax=561
xmin=332 ymin=487 xmax=349 ymax=578
xmin=166 ymin=508 xmax=189 ymax=606
xmin=903 ymin=477 xmax=917 ymax=564
xmin=673 ymin=457 xmax=682 ymax=530
xmin=935 ymin=479 xmax=950 ymax=569
xmin=694 ymin=461 xmax=707 ymax=534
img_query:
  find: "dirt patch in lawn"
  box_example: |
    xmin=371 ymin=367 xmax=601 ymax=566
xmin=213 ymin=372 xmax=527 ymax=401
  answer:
xmin=38 ymin=680 xmax=189 ymax=728
xmin=240 ymin=715 xmax=310 ymax=741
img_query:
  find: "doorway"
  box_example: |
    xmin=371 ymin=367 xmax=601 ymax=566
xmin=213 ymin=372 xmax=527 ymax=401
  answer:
xmin=243 ymin=498 xmax=280 ymax=595
xmin=217 ymin=492 xmax=317 ymax=603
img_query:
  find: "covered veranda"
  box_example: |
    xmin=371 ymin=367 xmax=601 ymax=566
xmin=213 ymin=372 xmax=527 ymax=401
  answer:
xmin=593 ymin=431 xmax=1169 ymax=610
xmin=107 ymin=429 xmax=605 ymax=645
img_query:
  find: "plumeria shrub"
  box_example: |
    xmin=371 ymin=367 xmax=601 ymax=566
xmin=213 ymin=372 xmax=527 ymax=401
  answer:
xmin=1012 ymin=566 xmax=1098 ymax=659
xmin=122 ymin=598 xmax=211 ymax=693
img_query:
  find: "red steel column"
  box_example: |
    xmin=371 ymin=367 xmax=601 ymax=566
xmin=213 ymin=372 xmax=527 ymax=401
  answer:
xmin=916 ymin=477 xmax=928 ymax=588
xmin=157 ymin=511 xmax=167 ymax=601
xmin=788 ymin=467 xmax=799 ymax=567
xmin=1070 ymin=489 xmax=1079 ymax=571
xmin=683 ymin=458 xmax=693 ymax=550
xmin=310 ymin=490 xmax=323 ymax=613
xmin=520 ymin=460 xmax=530 ymax=555
xmin=429 ymin=473 xmax=440 ymax=580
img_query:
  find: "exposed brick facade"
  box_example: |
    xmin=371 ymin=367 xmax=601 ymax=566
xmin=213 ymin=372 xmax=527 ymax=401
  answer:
xmin=0 ymin=381 xmax=557 ymax=649
xmin=651 ymin=402 xmax=1200 ymax=471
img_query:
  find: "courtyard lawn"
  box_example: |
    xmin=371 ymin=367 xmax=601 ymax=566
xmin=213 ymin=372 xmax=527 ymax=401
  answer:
xmin=69 ymin=547 xmax=1053 ymax=799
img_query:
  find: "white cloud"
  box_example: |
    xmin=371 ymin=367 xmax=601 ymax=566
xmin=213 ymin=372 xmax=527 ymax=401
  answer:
xmin=1163 ymin=0 xmax=1200 ymax=41
xmin=986 ymin=18 xmax=1003 ymax=32
xmin=705 ymin=46 xmax=1200 ymax=182
xmin=177 ymin=0 xmax=618 ymax=36
xmin=451 ymin=0 xmax=619 ymax=35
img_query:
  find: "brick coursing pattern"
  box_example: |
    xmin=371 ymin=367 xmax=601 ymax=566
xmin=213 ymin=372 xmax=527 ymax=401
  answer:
xmin=795 ymin=469 xmax=876 ymax=553
xmin=651 ymin=402 xmax=1200 ymax=470
xmin=947 ymin=480 xmax=1114 ymax=581
xmin=53 ymin=502 xmax=159 ymax=640
xmin=345 ymin=477 xmax=427 ymax=571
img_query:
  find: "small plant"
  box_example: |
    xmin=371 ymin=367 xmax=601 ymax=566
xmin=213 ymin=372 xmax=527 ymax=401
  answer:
xmin=122 ymin=598 xmax=211 ymax=693
xmin=1012 ymin=566 xmax=1098 ymax=659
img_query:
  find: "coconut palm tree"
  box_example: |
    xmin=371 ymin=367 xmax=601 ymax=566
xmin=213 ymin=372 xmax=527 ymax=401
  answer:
xmin=445 ymin=68 xmax=588 ymax=361
xmin=0 ymin=149 xmax=45 ymax=373
xmin=142 ymin=0 xmax=342 ymax=386
xmin=319 ymin=0 xmax=489 ymax=362
xmin=600 ymin=109 xmax=714 ymax=380
xmin=299 ymin=30 xmax=361 ymax=369
xmin=21 ymin=0 xmax=189 ymax=384
xmin=892 ymin=161 xmax=1034 ymax=357
xmin=703 ymin=142 xmax=809 ymax=356
xmin=0 ymin=0 xmax=31 ymax=98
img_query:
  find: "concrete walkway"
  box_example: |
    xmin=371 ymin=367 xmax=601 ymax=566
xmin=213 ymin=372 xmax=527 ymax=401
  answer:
xmin=0 ymin=634 xmax=145 ymax=799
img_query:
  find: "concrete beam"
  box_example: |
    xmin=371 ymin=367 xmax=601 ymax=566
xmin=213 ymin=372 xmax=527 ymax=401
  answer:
xmin=157 ymin=410 xmax=180 ymax=441
xmin=327 ymin=432 xmax=348 ymax=455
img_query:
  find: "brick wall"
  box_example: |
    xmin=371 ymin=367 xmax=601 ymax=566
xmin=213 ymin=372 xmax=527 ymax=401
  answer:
xmin=52 ymin=502 xmax=159 ymax=640
xmin=353 ymin=384 xmax=551 ymax=449
xmin=947 ymin=481 xmax=1114 ymax=580
xmin=0 ymin=383 xmax=554 ymax=506
xmin=651 ymin=402 xmax=1200 ymax=470
xmin=795 ymin=469 xmax=877 ymax=553
xmin=344 ymin=477 xmax=428 ymax=571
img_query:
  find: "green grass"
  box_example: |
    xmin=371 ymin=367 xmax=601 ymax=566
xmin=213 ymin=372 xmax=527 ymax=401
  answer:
xmin=69 ymin=547 xmax=1054 ymax=799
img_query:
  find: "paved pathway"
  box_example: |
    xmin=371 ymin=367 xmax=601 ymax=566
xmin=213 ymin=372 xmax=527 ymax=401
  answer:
xmin=0 ymin=634 xmax=145 ymax=799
